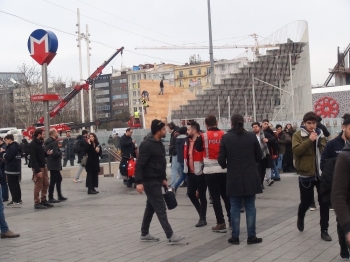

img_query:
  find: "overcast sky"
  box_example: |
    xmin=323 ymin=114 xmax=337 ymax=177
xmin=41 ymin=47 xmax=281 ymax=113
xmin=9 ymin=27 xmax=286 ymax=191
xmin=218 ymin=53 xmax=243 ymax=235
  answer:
xmin=0 ymin=0 xmax=349 ymax=85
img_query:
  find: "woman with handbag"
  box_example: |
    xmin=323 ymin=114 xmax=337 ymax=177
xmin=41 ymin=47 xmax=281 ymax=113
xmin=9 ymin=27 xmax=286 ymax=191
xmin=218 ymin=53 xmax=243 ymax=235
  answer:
xmin=85 ymin=133 xmax=102 ymax=194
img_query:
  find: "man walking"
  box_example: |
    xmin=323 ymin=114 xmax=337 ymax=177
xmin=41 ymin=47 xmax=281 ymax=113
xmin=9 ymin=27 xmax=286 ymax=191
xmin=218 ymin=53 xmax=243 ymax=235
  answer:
xmin=74 ymin=130 xmax=89 ymax=183
xmin=0 ymin=138 xmax=8 ymax=202
xmin=159 ymin=79 xmax=164 ymax=95
xmin=200 ymin=115 xmax=230 ymax=233
xmin=4 ymin=134 xmax=22 ymax=206
xmin=135 ymin=119 xmax=184 ymax=244
xmin=167 ymin=122 xmax=180 ymax=188
xmin=62 ymin=130 xmax=75 ymax=167
xmin=44 ymin=129 xmax=67 ymax=203
xmin=292 ymin=112 xmax=329 ymax=239
xmin=29 ymin=129 xmax=53 ymax=209
xmin=184 ymin=122 xmax=207 ymax=227
xmin=218 ymin=114 xmax=263 ymax=245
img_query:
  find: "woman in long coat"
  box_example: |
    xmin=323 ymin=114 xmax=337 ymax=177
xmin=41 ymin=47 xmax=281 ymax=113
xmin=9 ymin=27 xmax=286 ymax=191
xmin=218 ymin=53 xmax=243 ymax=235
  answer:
xmin=85 ymin=133 xmax=102 ymax=194
xmin=218 ymin=114 xmax=263 ymax=245
xmin=282 ymin=123 xmax=295 ymax=172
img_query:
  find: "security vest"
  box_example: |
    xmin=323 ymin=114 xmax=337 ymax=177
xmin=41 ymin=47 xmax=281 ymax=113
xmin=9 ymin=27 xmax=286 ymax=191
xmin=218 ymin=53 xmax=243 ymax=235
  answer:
xmin=134 ymin=111 xmax=139 ymax=118
xmin=202 ymin=129 xmax=227 ymax=174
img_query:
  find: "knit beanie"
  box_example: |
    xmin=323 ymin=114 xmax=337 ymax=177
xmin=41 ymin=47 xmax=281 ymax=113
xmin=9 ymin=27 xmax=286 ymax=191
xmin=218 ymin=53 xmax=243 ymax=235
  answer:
xmin=151 ymin=119 xmax=166 ymax=135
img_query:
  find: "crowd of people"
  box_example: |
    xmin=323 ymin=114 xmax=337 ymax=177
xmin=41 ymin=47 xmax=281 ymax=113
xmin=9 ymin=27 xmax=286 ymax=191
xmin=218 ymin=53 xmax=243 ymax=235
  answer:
xmin=133 ymin=112 xmax=350 ymax=259
xmin=2 ymin=111 xmax=350 ymax=260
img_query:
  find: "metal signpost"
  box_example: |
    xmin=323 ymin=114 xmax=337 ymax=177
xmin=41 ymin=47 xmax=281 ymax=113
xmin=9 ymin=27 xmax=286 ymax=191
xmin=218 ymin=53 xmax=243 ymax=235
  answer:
xmin=27 ymin=29 xmax=58 ymax=136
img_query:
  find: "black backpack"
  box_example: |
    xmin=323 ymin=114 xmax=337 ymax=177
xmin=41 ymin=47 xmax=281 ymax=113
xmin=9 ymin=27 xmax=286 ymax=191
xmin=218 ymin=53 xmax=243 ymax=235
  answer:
xmin=73 ymin=140 xmax=82 ymax=154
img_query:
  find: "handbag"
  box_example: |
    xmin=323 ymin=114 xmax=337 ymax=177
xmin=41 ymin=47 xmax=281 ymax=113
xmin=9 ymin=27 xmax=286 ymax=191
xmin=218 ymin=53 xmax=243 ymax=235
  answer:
xmin=163 ymin=186 xmax=177 ymax=210
xmin=81 ymin=155 xmax=88 ymax=167
xmin=127 ymin=158 xmax=136 ymax=177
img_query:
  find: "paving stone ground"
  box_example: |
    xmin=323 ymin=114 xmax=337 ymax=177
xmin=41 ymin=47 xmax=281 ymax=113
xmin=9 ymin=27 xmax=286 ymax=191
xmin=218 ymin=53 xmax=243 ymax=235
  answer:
xmin=0 ymin=160 xmax=345 ymax=261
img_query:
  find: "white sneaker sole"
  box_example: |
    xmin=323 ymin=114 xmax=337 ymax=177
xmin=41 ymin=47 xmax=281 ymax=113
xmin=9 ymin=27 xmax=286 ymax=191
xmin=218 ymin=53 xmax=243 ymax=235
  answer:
xmin=212 ymin=229 xmax=227 ymax=233
xmin=140 ymin=239 xmax=159 ymax=242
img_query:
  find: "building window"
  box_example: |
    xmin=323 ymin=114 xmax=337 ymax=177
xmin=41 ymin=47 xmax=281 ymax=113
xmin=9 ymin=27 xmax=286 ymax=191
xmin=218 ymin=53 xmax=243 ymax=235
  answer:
xmin=96 ymin=97 xmax=110 ymax=103
xmin=139 ymin=107 xmax=142 ymax=112
xmin=133 ymin=91 xmax=137 ymax=96
xmin=189 ymin=70 xmax=193 ymax=76
xmin=132 ymin=83 xmax=137 ymax=89
xmin=131 ymin=75 xmax=136 ymax=80
xmin=95 ymin=89 xmax=110 ymax=96
xmin=134 ymin=107 xmax=138 ymax=112
xmin=137 ymin=74 xmax=141 ymax=80
xmin=95 ymin=82 xmax=109 ymax=88
xmin=197 ymin=68 xmax=201 ymax=75
xmin=179 ymin=71 xmax=183 ymax=77
xmin=198 ymin=78 xmax=201 ymax=85
xmin=179 ymin=80 xmax=183 ymax=87
xmin=143 ymin=74 xmax=146 ymax=79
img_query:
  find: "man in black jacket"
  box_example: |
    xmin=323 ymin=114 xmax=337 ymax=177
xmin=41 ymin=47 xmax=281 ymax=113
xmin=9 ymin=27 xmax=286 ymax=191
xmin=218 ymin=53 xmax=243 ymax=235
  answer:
xmin=4 ymin=134 xmax=22 ymax=206
xmin=119 ymin=128 xmax=137 ymax=186
xmin=74 ymin=130 xmax=88 ymax=183
xmin=29 ymin=129 xmax=52 ymax=209
xmin=0 ymin=138 xmax=8 ymax=202
xmin=136 ymin=119 xmax=184 ymax=244
xmin=62 ymin=130 xmax=75 ymax=167
xmin=167 ymin=122 xmax=180 ymax=187
xmin=44 ymin=129 xmax=67 ymax=203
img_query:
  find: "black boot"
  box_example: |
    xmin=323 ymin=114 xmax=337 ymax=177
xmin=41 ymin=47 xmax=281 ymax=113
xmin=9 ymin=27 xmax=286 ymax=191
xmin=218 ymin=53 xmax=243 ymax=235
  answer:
xmin=57 ymin=180 xmax=68 ymax=201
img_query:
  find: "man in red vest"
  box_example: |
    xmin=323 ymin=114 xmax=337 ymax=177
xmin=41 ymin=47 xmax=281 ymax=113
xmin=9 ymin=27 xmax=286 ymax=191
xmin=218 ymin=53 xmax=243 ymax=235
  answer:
xmin=200 ymin=115 xmax=231 ymax=233
xmin=184 ymin=122 xmax=206 ymax=227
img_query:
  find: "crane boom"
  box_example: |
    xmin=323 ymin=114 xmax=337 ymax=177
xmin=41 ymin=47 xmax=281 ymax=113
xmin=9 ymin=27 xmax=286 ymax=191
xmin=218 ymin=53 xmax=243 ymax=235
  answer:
xmin=135 ymin=44 xmax=277 ymax=50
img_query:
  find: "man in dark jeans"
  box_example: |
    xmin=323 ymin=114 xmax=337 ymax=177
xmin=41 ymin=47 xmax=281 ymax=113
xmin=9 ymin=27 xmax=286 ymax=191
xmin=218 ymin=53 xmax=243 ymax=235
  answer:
xmin=292 ymin=112 xmax=330 ymax=240
xmin=199 ymin=115 xmax=230 ymax=232
xmin=135 ymin=119 xmax=183 ymax=244
xmin=62 ymin=130 xmax=75 ymax=167
xmin=184 ymin=122 xmax=207 ymax=227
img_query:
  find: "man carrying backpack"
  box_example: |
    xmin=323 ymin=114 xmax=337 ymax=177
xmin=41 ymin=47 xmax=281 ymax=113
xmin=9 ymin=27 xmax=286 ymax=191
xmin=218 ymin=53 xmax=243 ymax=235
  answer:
xmin=74 ymin=130 xmax=89 ymax=183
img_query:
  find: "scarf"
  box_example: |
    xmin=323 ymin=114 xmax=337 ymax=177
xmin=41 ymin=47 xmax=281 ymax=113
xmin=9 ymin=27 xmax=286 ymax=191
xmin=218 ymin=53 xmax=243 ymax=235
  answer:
xmin=259 ymin=130 xmax=269 ymax=159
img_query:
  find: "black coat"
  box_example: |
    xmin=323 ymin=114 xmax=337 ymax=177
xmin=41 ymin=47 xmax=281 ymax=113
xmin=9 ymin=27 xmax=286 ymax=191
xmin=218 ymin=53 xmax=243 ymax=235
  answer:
xmin=320 ymin=133 xmax=345 ymax=170
xmin=29 ymin=137 xmax=46 ymax=174
xmin=175 ymin=134 xmax=187 ymax=165
xmin=44 ymin=137 xmax=62 ymax=171
xmin=120 ymin=134 xmax=136 ymax=158
xmin=77 ymin=135 xmax=88 ymax=162
xmin=169 ymin=130 xmax=178 ymax=156
xmin=85 ymin=142 xmax=102 ymax=173
xmin=218 ymin=129 xmax=262 ymax=197
xmin=320 ymin=157 xmax=337 ymax=204
xmin=62 ymin=137 xmax=75 ymax=159
xmin=135 ymin=136 xmax=167 ymax=184
xmin=4 ymin=142 xmax=21 ymax=176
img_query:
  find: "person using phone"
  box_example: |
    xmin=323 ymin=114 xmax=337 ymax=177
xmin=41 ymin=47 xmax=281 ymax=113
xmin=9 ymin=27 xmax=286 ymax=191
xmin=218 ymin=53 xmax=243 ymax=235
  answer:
xmin=85 ymin=133 xmax=102 ymax=194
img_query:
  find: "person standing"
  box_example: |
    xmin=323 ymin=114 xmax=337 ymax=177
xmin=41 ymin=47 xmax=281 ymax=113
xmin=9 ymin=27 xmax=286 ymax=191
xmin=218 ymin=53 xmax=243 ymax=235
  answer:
xmin=332 ymin=141 xmax=350 ymax=259
xmin=62 ymin=130 xmax=75 ymax=167
xmin=4 ymin=134 xmax=22 ymax=206
xmin=218 ymin=113 xmax=263 ymax=245
xmin=184 ymin=122 xmax=207 ymax=227
xmin=29 ymin=129 xmax=53 ymax=209
xmin=283 ymin=123 xmax=295 ymax=172
xmin=159 ymin=79 xmax=164 ymax=95
xmin=167 ymin=122 xmax=180 ymax=188
xmin=201 ymin=115 xmax=230 ymax=233
xmin=119 ymin=128 xmax=137 ymax=186
xmin=74 ymin=130 xmax=89 ymax=183
xmin=0 ymin=138 xmax=8 ymax=202
xmin=20 ymin=138 xmax=29 ymax=165
xmin=113 ymin=134 xmax=120 ymax=150
xmin=173 ymin=127 xmax=188 ymax=192
xmin=292 ymin=112 xmax=329 ymax=239
xmin=142 ymin=90 xmax=150 ymax=101
xmin=0 ymin=182 xmax=20 ymax=238
xmin=275 ymin=124 xmax=286 ymax=174
xmin=135 ymin=119 xmax=184 ymax=244
xmin=44 ymin=129 xmax=67 ymax=203
xmin=85 ymin=133 xmax=102 ymax=194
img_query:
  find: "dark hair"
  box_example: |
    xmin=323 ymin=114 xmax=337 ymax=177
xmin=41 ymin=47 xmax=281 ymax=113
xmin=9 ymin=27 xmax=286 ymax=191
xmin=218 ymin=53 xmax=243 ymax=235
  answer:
xmin=33 ymin=129 xmax=44 ymax=138
xmin=303 ymin=111 xmax=319 ymax=122
xmin=342 ymin=113 xmax=350 ymax=120
xmin=251 ymin=122 xmax=260 ymax=127
xmin=205 ymin=115 xmax=217 ymax=127
xmin=4 ymin=134 xmax=14 ymax=141
xmin=126 ymin=128 xmax=133 ymax=133
xmin=82 ymin=129 xmax=88 ymax=135
xmin=262 ymin=119 xmax=269 ymax=123
xmin=231 ymin=114 xmax=245 ymax=134
xmin=89 ymin=133 xmax=99 ymax=145
xmin=190 ymin=121 xmax=200 ymax=133
xmin=276 ymin=124 xmax=282 ymax=129
xmin=343 ymin=117 xmax=350 ymax=126
xmin=167 ymin=122 xmax=176 ymax=130
xmin=316 ymin=115 xmax=322 ymax=122
xmin=178 ymin=127 xmax=187 ymax=135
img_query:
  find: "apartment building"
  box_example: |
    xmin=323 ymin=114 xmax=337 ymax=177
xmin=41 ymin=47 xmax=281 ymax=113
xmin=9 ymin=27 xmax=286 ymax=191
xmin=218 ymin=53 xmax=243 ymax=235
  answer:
xmin=94 ymin=74 xmax=112 ymax=119
xmin=111 ymin=70 xmax=129 ymax=116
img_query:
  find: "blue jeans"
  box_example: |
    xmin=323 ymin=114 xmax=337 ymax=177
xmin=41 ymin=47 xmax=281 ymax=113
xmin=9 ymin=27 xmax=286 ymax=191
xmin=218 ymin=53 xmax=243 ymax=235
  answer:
xmin=230 ymin=195 xmax=256 ymax=238
xmin=0 ymin=166 xmax=9 ymax=201
xmin=0 ymin=187 xmax=9 ymax=234
xmin=174 ymin=163 xmax=186 ymax=189
xmin=276 ymin=154 xmax=283 ymax=170
xmin=170 ymin=155 xmax=180 ymax=186
xmin=271 ymin=160 xmax=280 ymax=180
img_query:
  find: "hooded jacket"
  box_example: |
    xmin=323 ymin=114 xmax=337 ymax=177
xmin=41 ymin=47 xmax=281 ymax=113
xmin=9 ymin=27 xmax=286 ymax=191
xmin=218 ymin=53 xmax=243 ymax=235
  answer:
xmin=4 ymin=142 xmax=21 ymax=176
xmin=135 ymin=136 xmax=167 ymax=184
xmin=332 ymin=141 xmax=350 ymax=235
xmin=292 ymin=126 xmax=326 ymax=178
xmin=44 ymin=137 xmax=62 ymax=171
